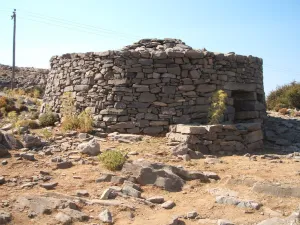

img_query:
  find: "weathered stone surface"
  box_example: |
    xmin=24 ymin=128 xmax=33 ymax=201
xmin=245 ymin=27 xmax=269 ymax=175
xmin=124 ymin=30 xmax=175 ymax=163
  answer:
xmin=252 ymin=182 xmax=300 ymax=198
xmin=99 ymin=209 xmax=113 ymax=224
xmin=77 ymin=138 xmax=100 ymax=156
xmin=161 ymin=200 xmax=175 ymax=209
xmin=122 ymin=185 xmax=141 ymax=198
xmin=60 ymin=208 xmax=89 ymax=222
xmin=147 ymin=196 xmax=165 ymax=204
xmin=42 ymin=39 xmax=265 ymax=135
xmin=15 ymin=195 xmax=73 ymax=215
xmin=0 ymin=210 xmax=12 ymax=224
xmin=55 ymin=212 xmax=72 ymax=225
xmin=122 ymin=160 xmax=209 ymax=191
xmin=22 ymin=134 xmax=42 ymax=148
xmin=167 ymin=123 xmax=264 ymax=154
xmin=0 ymin=144 xmax=9 ymax=157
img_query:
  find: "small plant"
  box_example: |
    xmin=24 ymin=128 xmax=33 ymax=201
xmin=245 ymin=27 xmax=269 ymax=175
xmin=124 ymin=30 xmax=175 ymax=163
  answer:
xmin=40 ymin=128 xmax=53 ymax=140
xmin=78 ymin=109 xmax=93 ymax=132
xmin=39 ymin=112 xmax=58 ymax=127
xmin=98 ymin=150 xmax=126 ymax=171
xmin=0 ymin=96 xmax=8 ymax=109
xmin=60 ymin=93 xmax=93 ymax=132
xmin=61 ymin=115 xmax=80 ymax=131
xmin=33 ymin=88 xmax=41 ymax=98
xmin=16 ymin=119 xmax=39 ymax=129
xmin=7 ymin=111 xmax=18 ymax=127
xmin=208 ymin=90 xmax=228 ymax=124
xmin=0 ymin=107 xmax=7 ymax=117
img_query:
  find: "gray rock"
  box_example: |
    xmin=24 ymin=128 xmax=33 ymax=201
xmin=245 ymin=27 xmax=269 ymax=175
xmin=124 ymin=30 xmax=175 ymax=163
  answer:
xmin=22 ymin=134 xmax=42 ymax=148
xmin=15 ymin=195 xmax=73 ymax=215
xmin=60 ymin=208 xmax=89 ymax=222
xmin=100 ymin=188 xmax=114 ymax=200
xmin=2 ymin=132 xmax=23 ymax=149
xmin=20 ymin=153 xmax=35 ymax=161
xmin=186 ymin=211 xmax=198 ymax=219
xmin=55 ymin=212 xmax=72 ymax=225
xmin=252 ymin=182 xmax=300 ymax=198
xmin=0 ymin=176 xmax=5 ymax=185
xmin=40 ymin=182 xmax=58 ymax=190
xmin=216 ymin=196 xmax=240 ymax=206
xmin=147 ymin=196 xmax=165 ymax=204
xmin=78 ymin=133 xmax=89 ymax=139
xmin=95 ymin=174 xmax=112 ymax=183
xmin=171 ymin=143 xmax=189 ymax=156
xmin=56 ymin=161 xmax=73 ymax=169
xmin=77 ymin=138 xmax=100 ymax=156
xmin=99 ymin=209 xmax=113 ymax=224
xmin=217 ymin=219 xmax=235 ymax=225
xmin=122 ymin=160 xmax=208 ymax=191
xmin=122 ymin=185 xmax=141 ymax=198
xmin=161 ymin=200 xmax=175 ymax=209
xmin=0 ymin=144 xmax=9 ymax=158
xmin=0 ymin=210 xmax=12 ymax=224
xmin=76 ymin=190 xmax=89 ymax=197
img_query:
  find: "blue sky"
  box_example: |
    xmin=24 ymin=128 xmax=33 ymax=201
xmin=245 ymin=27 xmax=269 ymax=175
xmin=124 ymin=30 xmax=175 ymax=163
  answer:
xmin=0 ymin=0 xmax=299 ymax=95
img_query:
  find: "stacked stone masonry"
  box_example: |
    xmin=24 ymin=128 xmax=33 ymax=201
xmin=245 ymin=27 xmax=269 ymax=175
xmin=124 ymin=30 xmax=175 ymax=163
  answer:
xmin=44 ymin=38 xmax=266 ymax=134
xmin=0 ymin=64 xmax=49 ymax=89
xmin=167 ymin=123 xmax=264 ymax=154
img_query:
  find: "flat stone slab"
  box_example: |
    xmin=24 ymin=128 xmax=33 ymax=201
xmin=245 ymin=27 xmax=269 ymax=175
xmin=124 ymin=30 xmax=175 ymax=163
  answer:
xmin=252 ymin=182 xmax=300 ymax=198
xmin=107 ymin=132 xmax=143 ymax=142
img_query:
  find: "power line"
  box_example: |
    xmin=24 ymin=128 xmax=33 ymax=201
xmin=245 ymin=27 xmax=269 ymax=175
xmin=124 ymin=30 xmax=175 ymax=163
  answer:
xmin=18 ymin=16 xmax=136 ymax=42
xmin=17 ymin=9 xmax=142 ymax=40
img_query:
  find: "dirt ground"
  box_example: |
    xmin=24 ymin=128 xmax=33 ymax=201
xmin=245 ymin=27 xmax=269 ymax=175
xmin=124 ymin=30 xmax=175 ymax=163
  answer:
xmin=1 ymin=136 xmax=300 ymax=225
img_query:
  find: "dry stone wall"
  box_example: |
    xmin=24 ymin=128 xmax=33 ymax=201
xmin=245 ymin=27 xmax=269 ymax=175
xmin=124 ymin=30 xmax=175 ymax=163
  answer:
xmin=0 ymin=64 xmax=49 ymax=89
xmin=167 ymin=123 xmax=264 ymax=155
xmin=44 ymin=38 xmax=266 ymax=134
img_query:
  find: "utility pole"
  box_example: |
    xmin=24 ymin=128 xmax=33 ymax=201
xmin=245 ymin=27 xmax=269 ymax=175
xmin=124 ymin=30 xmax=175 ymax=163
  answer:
xmin=11 ymin=9 xmax=16 ymax=89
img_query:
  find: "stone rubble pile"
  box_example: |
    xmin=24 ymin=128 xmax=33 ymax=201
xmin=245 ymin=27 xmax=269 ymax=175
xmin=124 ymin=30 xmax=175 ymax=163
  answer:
xmin=0 ymin=63 xmax=49 ymax=89
xmin=43 ymin=38 xmax=265 ymax=134
xmin=264 ymin=111 xmax=300 ymax=152
xmin=167 ymin=123 xmax=264 ymax=155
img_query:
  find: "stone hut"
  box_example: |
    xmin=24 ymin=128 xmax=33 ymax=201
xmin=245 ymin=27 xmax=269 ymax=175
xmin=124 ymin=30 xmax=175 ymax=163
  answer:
xmin=43 ymin=38 xmax=266 ymax=135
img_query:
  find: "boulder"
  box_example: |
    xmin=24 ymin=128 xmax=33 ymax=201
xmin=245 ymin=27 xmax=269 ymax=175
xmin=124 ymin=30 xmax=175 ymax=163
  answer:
xmin=77 ymin=138 xmax=100 ymax=156
xmin=1 ymin=131 xmax=23 ymax=149
xmin=22 ymin=134 xmax=42 ymax=148
xmin=122 ymin=160 xmax=209 ymax=191
xmin=0 ymin=144 xmax=9 ymax=157
xmin=99 ymin=209 xmax=113 ymax=224
xmin=0 ymin=210 xmax=11 ymax=224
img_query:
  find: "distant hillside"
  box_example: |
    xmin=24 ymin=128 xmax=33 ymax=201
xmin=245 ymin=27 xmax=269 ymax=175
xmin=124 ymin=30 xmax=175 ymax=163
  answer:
xmin=0 ymin=64 xmax=49 ymax=89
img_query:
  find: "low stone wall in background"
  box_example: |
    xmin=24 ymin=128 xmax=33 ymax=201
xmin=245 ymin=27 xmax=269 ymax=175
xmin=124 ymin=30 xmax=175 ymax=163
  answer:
xmin=167 ymin=123 xmax=264 ymax=155
xmin=0 ymin=64 xmax=49 ymax=90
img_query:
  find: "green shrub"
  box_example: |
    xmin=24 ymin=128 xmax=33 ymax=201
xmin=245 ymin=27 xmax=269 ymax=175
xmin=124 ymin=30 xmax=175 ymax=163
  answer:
xmin=60 ymin=93 xmax=93 ymax=132
xmin=40 ymin=128 xmax=53 ymax=140
xmin=16 ymin=119 xmax=39 ymax=129
xmin=208 ymin=90 xmax=228 ymax=124
xmin=7 ymin=111 xmax=18 ymax=127
xmin=39 ymin=112 xmax=58 ymax=127
xmin=61 ymin=115 xmax=80 ymax=131
xmin=98 ymin=150 xmax=126 ymax=171
xmin=267 ymin=81 xmax=300 ymax=110
xmin=61 ymin=110 xmax=93 ymax=133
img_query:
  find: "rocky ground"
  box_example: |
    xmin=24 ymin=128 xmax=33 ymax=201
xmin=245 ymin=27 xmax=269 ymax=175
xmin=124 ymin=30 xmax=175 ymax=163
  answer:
xmin=0 ymin=130 xmax=300 ymax=225
xmin=0 ymin=93 xmax=300 ymax=225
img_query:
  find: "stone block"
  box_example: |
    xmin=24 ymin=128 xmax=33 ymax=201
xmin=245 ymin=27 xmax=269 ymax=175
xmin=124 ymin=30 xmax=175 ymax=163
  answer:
xmin=175 ymin=124 xmax=207 ymax=134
